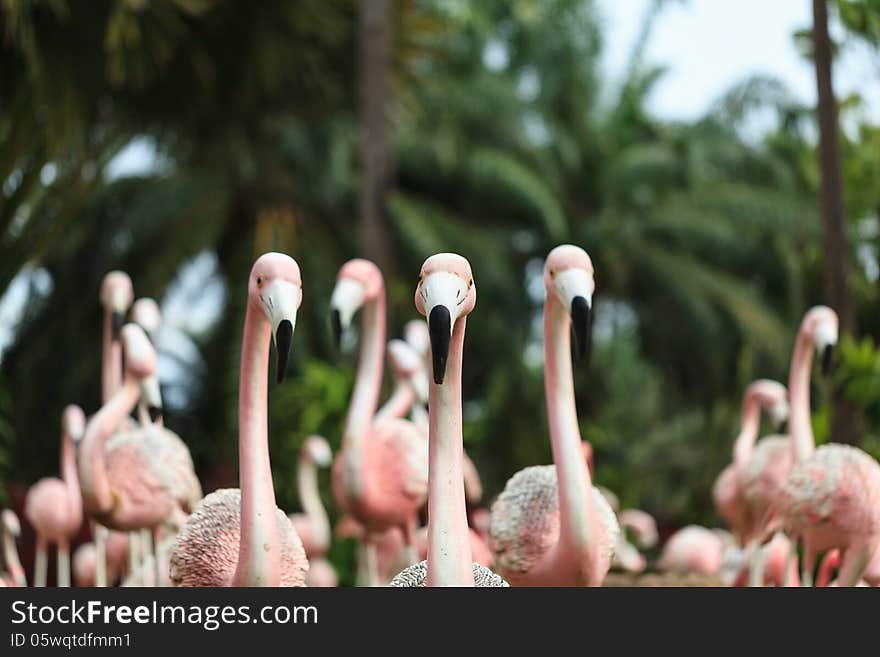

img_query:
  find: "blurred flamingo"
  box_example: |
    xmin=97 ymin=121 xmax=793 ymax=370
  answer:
xmin=330 ymin=259 xmax=428 ymax=585
xmin=24 ymin=405 xmax=86 ymax=586
xmin=657 ymin=525 xmax=731 ymax=577
xmin=770 ymin=306 xmax=880 ymax=586
xmin=289 ymin=436 xmax=337 ymax=587
xmin=489 ymin=246 xmax=618 ymax=586
xmin=390 ymin=253 xmax=506 ymax=586
xmin=1 ymin=510 xmax=26 ymax=586
xmin=169 ymin=253 xmax=307 ymax=586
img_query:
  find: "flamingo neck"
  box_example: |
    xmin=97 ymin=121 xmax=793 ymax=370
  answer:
xmin=375 ymin=381 xmax=416 ymax=423
xmin=341 ymin=290 xmax=385 ymax=499
xmin=298 ymin=456 xmax=330 ymax=555
xmin=233 ymin=305 xmax=281 ymax=586
xmin=732 ymin=391 xmax=763 ymax=471
xmin=789 ymin=329 xmax=816 ymax=462
xmin=60 ymin=428 xmax=82 ymax=532
xmin=426 ymin=317 xmax=474 ymax=587
xmin=544 ymin=295 xmax=597 ymax=563
xmin=78 ymin=375 xmax=140 ymax=516
xmin=101 ymin=310 xmax=121 ymax=405
xmin=2 ymin=530 xmax=25 ymax=587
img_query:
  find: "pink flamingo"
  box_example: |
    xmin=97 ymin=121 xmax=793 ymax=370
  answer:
xmin=389 ymin=253 xmax=507 ymax=586
xmin=24 ymin=405 xmax=86 ymax=587
xmin=1 ymin=510 xmax=26 ymax=586
xmin=93 ymin=271 xmax=135 ymax=587
xmin=770 ymin=306 xmax=880 ymax=586
xmin=612 ymin=509 xmax=658 ymax=573
xmin=712 ymin=380 xmax=788 ymax=543
xmin=288 ymin=436 xmax=337 ymax=587
xmin=720 ymin=380 xmax=790 ymax=585
xmin=731 ymin=532 xmax=800 ymax=586
xmin=489 ymin=246 xmax=618 ymax=587
xmin=330 ymin=259 xmax=428 ymax=585
xmin=657 ymin=525 xmax=730 ymax=576
xmin=169 ymin=253 xmax=307 ymax=586
xmin=79 ymin=325 xmax=200 ymax=552
xmin=72 ymin=531 xmax=130 ymax=587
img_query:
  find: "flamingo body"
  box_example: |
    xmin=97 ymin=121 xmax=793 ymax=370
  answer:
xmin=169 ymin=489 xmax=307 ymax=587
xmin=389 ymin=560 xmax=507 ymax=587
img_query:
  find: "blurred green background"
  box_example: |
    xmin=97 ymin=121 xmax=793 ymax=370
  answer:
xmin=1 ymin=0 xmax=879 ymax=585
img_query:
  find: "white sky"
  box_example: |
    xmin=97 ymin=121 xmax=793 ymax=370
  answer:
xmin=598 ymin=0 xmax=880 ymax=121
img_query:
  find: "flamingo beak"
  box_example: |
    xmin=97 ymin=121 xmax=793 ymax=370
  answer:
xmin=570 ymin=296 xmax=591 ymax=364
xmin=821 ymin=344 xmax=833 ymax=376
xmin=421 ymin=272 xmax=467 ymax=385
xmin=552 ymin=268 xmax=594 ymax=365
xmin=330 ymin=278 xmax=366 ymax=349
xmin=111 ymin=311 xmax=125 ymax=340
xmin=139 ymin=376 xmax=163 ymax=423
xmin=262 ymin=280 xmax=300 ymax=384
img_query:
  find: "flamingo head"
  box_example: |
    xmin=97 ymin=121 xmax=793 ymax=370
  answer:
xmin=130 ymin=298 xmax=162 ymax=343
xmin=802 ymin=306 xmax=838 ymax=376
xmin=1 ymin=510 xmax=21 ymax=537
xmin=62 ymin=404 xmax=86 ymax=444
xmin=414 ymin=253 xmax=476 ymax=385
xmin=303 ymin=435 xmax=332 ymax=468
xmin=329 ymin=259 xmax=383 ymax=348
xmin=544 ymin=245 xmax=595 ymax=363
xmin=403 ymin=319 xmax=430 ymax=359
xmin=100 ymin=271 xmax=134 ymax=339
xmin=746 ymin=379 xmax=789 ymax=431
xmin=387 ymin=339 xmax=429 ymax=403
xmin=248 ymin=253 xmax=302 ymax=384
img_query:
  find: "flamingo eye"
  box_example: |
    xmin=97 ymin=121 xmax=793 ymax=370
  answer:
xmin=467 ymin=276 xmax=473 ymax=289
xmin=550 ymin=269 xmax=556 ymax=278
xmin=256 ymin=274 xmax=265 ymax=288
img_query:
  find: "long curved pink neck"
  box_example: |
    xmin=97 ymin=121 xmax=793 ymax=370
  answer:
xmin=341 ymin=288 xmax=385 ymax=499
xmin=732 ymin=392 xmax=763 ymax=471
xmin=343 ymin=291 xmax=386 ymax=440
xmin=375 ymin=380 xmax=415 ymax=423
xmin=60 ymin=427 xmax=82 ymax=531
xmin=544 ymin=295 xmax=600 ymax=571
xmin=232 ymin=305 xmax=280 ymax=586
xmin=788 ymin=329 xmax=816 ymax=462
xmin=298 ymin=455 xmax=330 ymax=556
xmin=101 ymin=310 xmax=121 ymax=405
xmin=78 ymin=375 xmax=140 ymax=515
xmin=426 ymin=317 xmax=473 ymax=586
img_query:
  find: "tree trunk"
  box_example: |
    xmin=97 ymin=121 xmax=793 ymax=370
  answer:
xmin=359 ymin=0 xmax=394 ymax=276
xmin=812 ymin=0 xmax=860 ymax=444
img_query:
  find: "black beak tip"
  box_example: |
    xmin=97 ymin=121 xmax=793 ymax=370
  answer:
xmin=331 ymin=309 xmax=342 ymax=348
xmin=777 ymin=419 xmax=788 ymax=434
xmin=428 ymin=306 xmax=452 ymax=386
xmin=111 ymin=311 xmax=125 ymax=340
xmin=570 ymin=296 xmax=591 ymax=364
xmin=275 ymin=319 xmax=293 ymax=384
xmin=148 ymin=405 xmax=163 ymax=423
xmin=821 ymin=344 xmax=833 ymax=376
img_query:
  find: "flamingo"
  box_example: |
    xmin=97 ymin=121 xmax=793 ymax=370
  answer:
xmin=72 ymin=531 xmax=130 ymax=587
xmin=770 ymin=306 xmax=880 ymax=586
xmin=1 ymin=510 xmax=26 ymax=586
xmin=78 ymin=324 xmax=201 ymax=562
xmin=169 ymin=253 xmax=307 ymax=586
xmin=288 ymin=436 xmax=337 ymax=587
xmin=489 ymin=245 xmax=618 ymax=587
xmin=24 ymin=405 xmax=86 ymax=586
xmin=329 ymin=259 xmax=428 ymax=586
xmin=657 ymin=525 xmax=730 ymax=576
xmin=389 ymin=253 xmax=507 ymax=586
xmin=731 ymin=532 xmax=800 ymax=587
xmin=92 ymin=271 xmax=135 ymax=587
xmin=612 ymin=509 xmax=658 ymax=573
xmin=717 ymin=379 xmax=790 ymax=585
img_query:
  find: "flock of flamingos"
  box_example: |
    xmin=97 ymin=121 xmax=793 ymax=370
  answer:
xmin=1 ymin=245 xmax=880 ymax=587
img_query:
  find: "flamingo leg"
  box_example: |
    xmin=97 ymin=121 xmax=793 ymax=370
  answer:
xmin=782 ymin=535 xmax=799 ymax=587
xmin=747 ymin=539 xmax=764 ymax=587
xmin=57 ymin=539 xmax=70 ymax=587
xmin=128 ymin=532 xmax=141 ymax=585
xmin=141 ymin=530 xmax=155 ymax=586
xmin=837 ymin=543 xmax=874 ymax=587
xmin=801 ymin=543 xmax=816 ymax=588
xmin=363 ymin=540 xmax=379 ymax=587
xmin=94 ymin=524 xmax=108 ymax=587
xmin=33 ymin=536 xmax=48 ymax=587
xmin=402 ymin=518 xmax=418 ymax=567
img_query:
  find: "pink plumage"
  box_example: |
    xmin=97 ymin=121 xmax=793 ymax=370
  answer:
xmin=169 ymin=489 xmax=307 ymax=587
xmin=658 ymin=525 xmax=726 ymax=576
